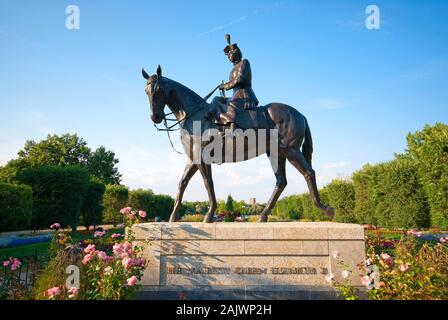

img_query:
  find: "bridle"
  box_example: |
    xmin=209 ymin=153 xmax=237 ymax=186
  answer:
xmin=150 ymin=82 xmax=224 ymax=154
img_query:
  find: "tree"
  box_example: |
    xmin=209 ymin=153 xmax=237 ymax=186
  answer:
xmin=406 ymin=123 xmax=448 ymax=228
xmin=87 ymin=146 xmax=122 ymax=184
xmin=225 ymin=195 xmax=234 ymax=212
xmin=17 ymin=133 xmax=91 ymax=167
xmin=0 ymin=134 xmax=122 ymax=185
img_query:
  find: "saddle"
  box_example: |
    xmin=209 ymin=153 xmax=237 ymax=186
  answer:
xmin=207 ymin=100 xmax=274 ymax=130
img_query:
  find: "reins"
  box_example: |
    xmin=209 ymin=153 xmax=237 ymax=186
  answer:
xmin=153 ymin=84 xmax=223 ymax=154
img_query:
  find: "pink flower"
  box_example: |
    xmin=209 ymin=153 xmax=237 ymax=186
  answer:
xmin=399 ymin=263 xmax=409 ymax=272
xmin=82 ymin=253 xmax=94 ymax=265
xmin=380 ymin=253 xmax=394 ymax=268
xmin=440 ymin=237 xmax=448 ymax=244
xmin=138 ymin=210 xmax=147 ymax=218
xmin=45 ymin=286 xmax=61 ymax=299
xmin=122 ymin=257 xmax=133 ymax=270
xmin=67 ymin=287 xmax=78 ymax=299
xmin=127 ymin=276 xmax=138 ymax=286
xmin=407 ymin=229 xmax=422 ymax=237
xmin=3 ymin=258 xmax=21 ymax=270
xmin=84 ymin=244 xmax=96 ymax=254
xmin=11 ymin=258 xmax=21 ymax=271
xmin=50 ymin=223 xmax=61 ymax=229
xmin=325 ymin=273 xmax=335 ymax=283
xmin=94 ymin=230 xmax=106 ymax=238
xmin=111 ymin=233 xmax=123 ymax=239
xmin=331 ymin=251 xmax=340 ymax=259
xmin=88 ymin=226 xmax=94 ymax=231
xmin=120 ymin=207 xmax=132 ymax=215
xmin=341 ymin=270 xmax=350 ymax=279
xmin=361 ymin=275 xmax=372 ymax=287
xmin=97 ymin=251 xmax=112 ymax=262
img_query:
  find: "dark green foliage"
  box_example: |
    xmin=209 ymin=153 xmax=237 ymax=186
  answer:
xmin=81 ymin=179 xmax=106 ymax=227
xmin=225 ymin=195 xmax=235 ymax=212
xmin=406 ymin=123 xmax=448 ymax=228
xmin=323 ymin=179 xmax=356 ymax=223
xmin=17 ymin=166 xmax=90 ymax=230
xmin=87 ymin=146 xmax=122 ymax=184
xmin=128 ymin=189 xmax=174 ymax=221
xmin=372 ymin=158 xmax=430 ymax=229
xmin=103 ymin=185 xmax=129 ymax=225
xmin=273 ymin=195 xmax=302 ymax=220
xmin=352 ymin=164 xmax=378 ymax=225
xmin=0 ymin=182 xmax=33 ymax=231
xmin=0 ymin=134 xmax=121 ymax=185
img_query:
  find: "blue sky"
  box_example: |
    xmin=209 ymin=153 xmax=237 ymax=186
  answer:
xmin=0 ymin=0 xmax=447 ymax=202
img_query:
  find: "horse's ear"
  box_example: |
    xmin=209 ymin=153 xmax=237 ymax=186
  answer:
xmin=156 ymin=65 xmax=162 ymax=78
xmin=142 ymin=68 xmax=150 ymax=80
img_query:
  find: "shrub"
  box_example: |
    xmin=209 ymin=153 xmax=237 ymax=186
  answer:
xmin=300 ymin=191 xmax=331 ymax=221
xmin=364 ymin=235 xmax=448 ymax=300
xmin=0 ymin=183 xmax=33 ymax=231
xmin=273 ymin=195 xmax=302 ymax=220
xmin=103 ymin=185 xmax=129 ymax=226
xmin=352 ymin=164 xmax=378 ymax=225
xmin=81 ymin=179 xmax=105 ymax=228
xmin=17 ymin=166 xmax=89 ymax=230
xmin=128 ymin=189 xmax=174 ymax=221
xmin=372 ymin=158 xmax=429 ymax=229
xmin=406 ymin=123 xmax=448 ymax=228
xmin=323 ymin=179 xmax=356 ymax=223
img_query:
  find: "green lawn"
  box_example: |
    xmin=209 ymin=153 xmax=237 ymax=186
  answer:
xmin=0 ymin=228 xmax=124 ymax=259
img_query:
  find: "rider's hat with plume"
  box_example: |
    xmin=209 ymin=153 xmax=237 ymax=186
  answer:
xmin=223 ymin=34 xmax=240 ymax=56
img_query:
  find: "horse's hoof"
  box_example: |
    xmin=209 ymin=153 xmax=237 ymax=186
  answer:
xmin=325 ymin=207 xmax=335 ymax=220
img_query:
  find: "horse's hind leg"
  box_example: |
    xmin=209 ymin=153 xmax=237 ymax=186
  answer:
xmin=286 ymin=148 xmax=334 ymax=219
xmin=198 ymin=163 xmax=217 ymax=223
xmin=259 ymin=156 xmax=287 ymax=222
xmin=170 ymin=160 xmax=198 ymax=222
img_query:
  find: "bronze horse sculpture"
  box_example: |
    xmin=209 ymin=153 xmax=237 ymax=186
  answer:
xmin=142 ymin=65 xmax=334 ymax=223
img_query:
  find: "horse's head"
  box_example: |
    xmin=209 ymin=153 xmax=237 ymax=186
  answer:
xmin=142 ymin=65 xmax=168 ymax=124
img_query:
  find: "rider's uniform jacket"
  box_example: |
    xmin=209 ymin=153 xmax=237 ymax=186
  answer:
xmin=222 ymin=59 xmax=259 ymax=110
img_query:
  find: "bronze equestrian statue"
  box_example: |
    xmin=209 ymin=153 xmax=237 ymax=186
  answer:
xmin=142 ymin=35 xmax=334 ymax=223
xmin=208 ymin=34 xmax=259 ymax=130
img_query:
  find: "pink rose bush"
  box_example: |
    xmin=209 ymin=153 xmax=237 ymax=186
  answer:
xmin=39 ymin=211 xmax=147 ymax=300
xmin=2 ymin=257 xmax=22 ymax=271
xmin=120 ymin=206 xmax=149 ymax=224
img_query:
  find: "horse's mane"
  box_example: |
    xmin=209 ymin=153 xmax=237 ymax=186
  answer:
xmin=164 ymin=77 xmax=206 ymax=106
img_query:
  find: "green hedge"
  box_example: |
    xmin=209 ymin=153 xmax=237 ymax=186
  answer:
xmin=323 ymin=179 xmax=356 ymax=223
xmin=273 ymin=195 xmax=302 ymax=220
xmin=81 ymin=179 xmax=106 ymax=227
xmin=372 ymin=158 xmax=430 ymax=229
xmin=0 ymin=182 xmax=33 ymax=232
xmin=407 ymin=123 xmax=448 ymax=228
xmin=128 ymin=189 xmax=174 ymax=221
xmin=103 ymin=184 xmax=129 ymax=226
xmin=17 ymin=166 xmax=89 ymax=230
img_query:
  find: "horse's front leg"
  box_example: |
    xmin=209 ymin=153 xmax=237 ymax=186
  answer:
xmin=169 ymin=160 xmax=198 ymax=222
xmin=198 ymin=163 xmax=217 ymax=223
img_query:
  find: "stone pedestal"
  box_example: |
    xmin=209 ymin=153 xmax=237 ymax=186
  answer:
xmin=131 ymin=222 xmax=365 ymax=300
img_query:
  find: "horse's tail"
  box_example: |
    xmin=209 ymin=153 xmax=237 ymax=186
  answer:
xmin=302 ymin=117 xmax=313 ymax=167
